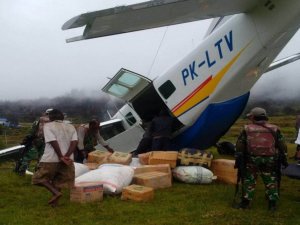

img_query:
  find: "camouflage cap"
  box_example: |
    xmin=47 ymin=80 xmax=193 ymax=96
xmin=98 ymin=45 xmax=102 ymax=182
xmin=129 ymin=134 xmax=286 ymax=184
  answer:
xmin=246 ymin=107 xmax=267 ymax=118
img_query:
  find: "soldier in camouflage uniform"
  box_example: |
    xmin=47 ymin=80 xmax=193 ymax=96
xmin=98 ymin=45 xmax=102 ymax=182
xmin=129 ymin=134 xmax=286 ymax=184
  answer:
xmin=234 ymin=107 xmax=288 ymax=211
xmin=16 ymin=109 xmax=52 ymax=175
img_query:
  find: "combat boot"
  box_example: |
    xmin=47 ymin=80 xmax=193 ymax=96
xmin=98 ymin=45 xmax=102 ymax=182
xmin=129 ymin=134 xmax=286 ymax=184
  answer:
xmin=17 ymin=165 xmax=27 ymax=176
xmin=233 ymin=198 xmax=250 ymax=209
xmin=268 ymin=200 xmax=277 ymax=212
xmin=18 ymin=169 xmax=26 ymax=176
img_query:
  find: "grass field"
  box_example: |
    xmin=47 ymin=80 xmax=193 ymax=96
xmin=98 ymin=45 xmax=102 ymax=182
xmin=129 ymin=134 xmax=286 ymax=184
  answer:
xmin=0 ymin=116 xmax=299 ymax=225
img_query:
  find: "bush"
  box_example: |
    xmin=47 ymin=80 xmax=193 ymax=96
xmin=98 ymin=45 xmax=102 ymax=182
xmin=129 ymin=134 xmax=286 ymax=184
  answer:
xmin=0 ymin=139 xmax=5 ymax=149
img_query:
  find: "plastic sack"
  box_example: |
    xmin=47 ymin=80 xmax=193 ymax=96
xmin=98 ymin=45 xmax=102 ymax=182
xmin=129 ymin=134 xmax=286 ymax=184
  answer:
xmin=172 ymin=166 xmax=214 ymax=184
xmin=74 ymin=162 xmax=90 ymax=178
xmin=129 ymin=157 xmax=142 ymax=168
xmin=75 ymin=164 xmax=134 ymax=194
xmin=295 ymin=129 xmax=300 ymax=145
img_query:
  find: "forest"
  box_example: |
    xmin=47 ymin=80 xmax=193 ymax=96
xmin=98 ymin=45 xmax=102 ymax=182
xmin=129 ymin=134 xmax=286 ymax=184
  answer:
xmin=0 ymin=94 xmax=123 ymax=124
xmin=0 ymin=89 xmax=300 ymax=126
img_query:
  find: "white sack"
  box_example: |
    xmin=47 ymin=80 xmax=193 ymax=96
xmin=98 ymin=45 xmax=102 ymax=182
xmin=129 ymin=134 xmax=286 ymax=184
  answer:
xmin=172 ymin=166 xmax=214 ymax=184
xmin=75 ymin=164 xmax=134 ymax=194
xmin=295 ymin=129 xmax=300 ymax=145
xmin=25 ymin=170 xmax=33 ymax=175
xmin=129 ymin=157 xmax=142 ymax=168
xmin=74 ymin=162 xmax=90 ymax=178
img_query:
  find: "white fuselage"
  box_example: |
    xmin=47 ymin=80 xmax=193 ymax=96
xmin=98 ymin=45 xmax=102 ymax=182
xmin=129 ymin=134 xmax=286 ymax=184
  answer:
xmin=100 ymin=0 xmax=300 ymax=151
xmin=152 ymin=0 xmax=300 ymax=126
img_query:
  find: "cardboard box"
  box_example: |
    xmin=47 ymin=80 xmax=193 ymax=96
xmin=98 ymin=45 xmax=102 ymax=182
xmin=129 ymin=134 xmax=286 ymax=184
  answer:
xmin=138 ymin=152 xmax=151 ymax=165
xmin=148 ymin=151 xmax=178 ymax=168
xmin=84 ymin=162 xmax=100 ymax=170
xmin=134 ymin=164 xmax=171 ymax=176
xmin=121 ymin=185 xmax=154 ymax=202
xmin=108 ymin=151 xmax=132 ymax=165
xmin=87 ymin=150 xmax=111 ymax=164
xmin=133 ymin=171 xmax=172 ymax=189
xmin=210 ymin=159 xmax=237 ymax=184
xmin=70 ymin=182 xmax=103 ymax=203
xmin=177 ymin=149 xmax=213 ymax=167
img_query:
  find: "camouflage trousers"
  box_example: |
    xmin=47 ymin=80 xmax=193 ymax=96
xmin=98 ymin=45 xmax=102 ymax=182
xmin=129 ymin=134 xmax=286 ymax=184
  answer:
xmin=19 ymin=145 xmax=44 ymax=173
xmin=242 ymin=156 xmax=279 ymax=201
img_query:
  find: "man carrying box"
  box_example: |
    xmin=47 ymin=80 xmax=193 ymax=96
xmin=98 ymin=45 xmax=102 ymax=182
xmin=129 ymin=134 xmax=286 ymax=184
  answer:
xmin=75 ymin=119 xmax=114 ymax=163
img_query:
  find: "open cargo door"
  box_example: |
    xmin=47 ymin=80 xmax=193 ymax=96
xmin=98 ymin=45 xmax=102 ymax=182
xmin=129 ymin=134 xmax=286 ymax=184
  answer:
xmin=102 ymin=68 xmax=152 ymax=102
xmin=102 ymin=68 xmax=172 ymax=123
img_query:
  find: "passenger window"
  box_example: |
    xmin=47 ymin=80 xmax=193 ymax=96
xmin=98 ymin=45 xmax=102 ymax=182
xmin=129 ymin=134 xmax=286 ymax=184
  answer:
xmin=158 ymin=80 xmax=176 ymax=99
xmin=100 ymin=121 xmax=125 ymax=140
xmin=125 ymin=112 xmax=137 ymax=126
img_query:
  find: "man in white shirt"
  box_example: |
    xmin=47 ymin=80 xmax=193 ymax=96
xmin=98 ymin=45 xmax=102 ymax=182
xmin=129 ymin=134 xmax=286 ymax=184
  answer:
xmin=32 ymin=109 xmax=78 ymax=207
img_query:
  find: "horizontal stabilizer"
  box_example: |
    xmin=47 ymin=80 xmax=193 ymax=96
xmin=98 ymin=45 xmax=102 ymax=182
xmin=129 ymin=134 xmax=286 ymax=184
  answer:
xmin=0 ymin=145 xmax=24 ymax=162
xmin=266 ymin=53 xmax=300 ymax=73
xmin=62 ymin=0 xmax=260 ymax=42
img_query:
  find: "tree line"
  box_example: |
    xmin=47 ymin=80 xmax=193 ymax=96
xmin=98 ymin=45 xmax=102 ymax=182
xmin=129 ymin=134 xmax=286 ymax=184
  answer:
xmin=0 ymin=95 xmax=124 ymax=124
xmin=246 ymin=97 xmax=300 ymax=117
xmin=0 ymin=92 xmax=299 ymax=125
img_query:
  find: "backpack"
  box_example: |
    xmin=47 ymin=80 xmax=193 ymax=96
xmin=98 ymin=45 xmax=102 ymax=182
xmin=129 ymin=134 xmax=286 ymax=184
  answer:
xmin=245 ymin=123 xmax=277 ymax=156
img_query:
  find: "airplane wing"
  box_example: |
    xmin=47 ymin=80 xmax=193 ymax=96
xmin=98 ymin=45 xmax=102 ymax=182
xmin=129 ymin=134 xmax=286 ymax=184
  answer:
xmin=266 ymin=53 xmax=300 ymax=73
xmin=62 ymin=0 xmax=260 ymax=42
xmin=0 ymin=145 xmax=24 ymax=162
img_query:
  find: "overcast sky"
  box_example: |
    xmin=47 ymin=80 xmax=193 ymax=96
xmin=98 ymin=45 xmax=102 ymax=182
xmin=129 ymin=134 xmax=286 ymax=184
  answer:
xmin=0 ymin=0 xmax=299 ymax=101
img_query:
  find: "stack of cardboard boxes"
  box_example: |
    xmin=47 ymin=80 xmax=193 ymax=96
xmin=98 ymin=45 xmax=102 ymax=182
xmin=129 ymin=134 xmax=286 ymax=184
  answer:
xmin=86 ymin=150 xmax=132 ymax=168
xmin=121 ymin=164 xmax=173 ymax=202
xmin=74 ymin=150 xmax=237 ymax=203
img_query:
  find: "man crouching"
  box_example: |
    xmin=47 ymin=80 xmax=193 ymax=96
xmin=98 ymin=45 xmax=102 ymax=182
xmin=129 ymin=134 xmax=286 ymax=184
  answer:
xmin=32 ymin=109 xmax=78 ymax=207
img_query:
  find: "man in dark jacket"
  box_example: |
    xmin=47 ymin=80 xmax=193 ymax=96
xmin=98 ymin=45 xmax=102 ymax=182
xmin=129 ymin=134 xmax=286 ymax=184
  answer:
xmin=150 ymin=110 xmax=174 ymax=150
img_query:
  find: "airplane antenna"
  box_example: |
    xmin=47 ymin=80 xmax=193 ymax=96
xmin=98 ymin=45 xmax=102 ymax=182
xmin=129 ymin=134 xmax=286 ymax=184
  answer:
xmin=106 ymin=110 xmax=112 ymax=119
xmin=147 ymin=26 xmax=169 ymax=76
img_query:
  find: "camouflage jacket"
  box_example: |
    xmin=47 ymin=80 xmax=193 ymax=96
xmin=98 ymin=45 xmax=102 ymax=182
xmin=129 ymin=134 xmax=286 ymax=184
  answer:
xmin=236 ymin=120 xmax=287 ymax=164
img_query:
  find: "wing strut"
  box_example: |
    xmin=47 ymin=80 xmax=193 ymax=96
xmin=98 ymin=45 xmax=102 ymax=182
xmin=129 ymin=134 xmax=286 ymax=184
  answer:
xmin=266 ymin=53 xmax=300 ymax=73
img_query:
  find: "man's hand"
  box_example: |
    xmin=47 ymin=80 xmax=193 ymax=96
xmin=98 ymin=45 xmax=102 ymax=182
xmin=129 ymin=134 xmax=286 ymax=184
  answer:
xmin=106 ymin=146 xmax=114 ymax=153
xmin=60 ymin=156 xmax=73 ymax=165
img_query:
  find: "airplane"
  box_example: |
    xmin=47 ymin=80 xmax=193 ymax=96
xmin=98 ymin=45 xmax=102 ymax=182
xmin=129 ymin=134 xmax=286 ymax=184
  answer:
xmin=1 ymin=0 xmax=300 ymax=160
xmin=61 ymin=0 xmax=300 ymax=152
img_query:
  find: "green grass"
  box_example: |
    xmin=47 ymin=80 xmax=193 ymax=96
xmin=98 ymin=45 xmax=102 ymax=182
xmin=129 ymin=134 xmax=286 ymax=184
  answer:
xmin=0 ymin=123 xmax=32 ymax=148
xmin=0 ymin=117 xmax=300 ymax=225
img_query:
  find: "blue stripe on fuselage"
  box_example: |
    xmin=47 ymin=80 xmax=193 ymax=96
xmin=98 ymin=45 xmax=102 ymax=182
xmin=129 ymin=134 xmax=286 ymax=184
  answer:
xmin=172 ymin=92 xmax=250 ymax=149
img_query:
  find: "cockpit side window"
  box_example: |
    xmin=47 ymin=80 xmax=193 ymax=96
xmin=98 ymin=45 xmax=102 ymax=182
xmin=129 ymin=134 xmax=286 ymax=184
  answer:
xmin=158 ymin=80 xmax=176 ymax=99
